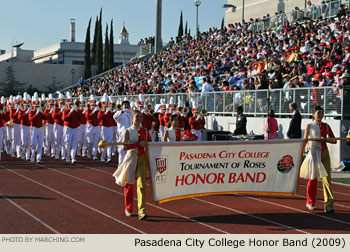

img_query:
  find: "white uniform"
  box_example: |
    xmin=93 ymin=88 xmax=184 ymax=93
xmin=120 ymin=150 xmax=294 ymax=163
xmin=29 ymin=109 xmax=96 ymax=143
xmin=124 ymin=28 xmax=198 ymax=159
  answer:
xmin=113 ymin=109 xmax=132 ymax=166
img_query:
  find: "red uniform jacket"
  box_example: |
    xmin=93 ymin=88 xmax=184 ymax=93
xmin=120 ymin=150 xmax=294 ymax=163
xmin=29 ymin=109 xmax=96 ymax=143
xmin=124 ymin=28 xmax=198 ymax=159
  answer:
xmin=78 ymin=109 xmax=87 ymax=124
xmin=142 ymin=113 xmax=157 ymax=130
xmin=158 ymin=112 xmax=165 ymax=126
xmin=10 ymin=108 xmax=21 ymax=124
xmin=189 ymin=116 xmax=205 ymax=130
xmin=163 ymin=112 xmax=172 ymax=127
xmin=85 ymin=109 xmax=100 ymax=127
xmin=0 ymin=112 xmax=10 ymax=127
xmin=98 ymin=110 xmax=115 ymax=127
xmin=52 ymin=108 xmax=64 ymax=126
xmin=18 ymin=109 xmax=31 ymax=126
xmin=178 ymin=114 xmax=186 ymax=129
xmin=44 ymin=108 xmax=54 ymax=124
xmin=29 ymin=110 xmax=46 ymax=128
xmin=319 ymin=122 xmax=336 ymax=151
xmin=62 ymin=109 xmax=81 ymax=129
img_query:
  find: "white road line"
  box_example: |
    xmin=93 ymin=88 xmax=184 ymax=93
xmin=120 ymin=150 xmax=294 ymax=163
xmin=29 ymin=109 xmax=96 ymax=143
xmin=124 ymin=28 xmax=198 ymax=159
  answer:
xmin=0 ymin=167 xmax=145 ymax=234
xmin=193 ymin=197 xmax=309 ymax=234
xmin=40 ymin=164 xmax=228 ymax=234
xmin=240 ymin=194 xmax=350 ymax=226
xmin=0 ymin=192 xmax=60 ymax=234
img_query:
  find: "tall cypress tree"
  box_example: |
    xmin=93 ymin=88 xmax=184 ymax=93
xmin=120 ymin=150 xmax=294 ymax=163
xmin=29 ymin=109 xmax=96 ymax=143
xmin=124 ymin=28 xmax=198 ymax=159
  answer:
xmin=104 ymin=24 xmax=109 ymax=72
xmin=178 ymin=11 xmax=183 ymax=38
xmin=109 ymin=19 xmax=114 ymax=69
xmin=84 ymin=17 xmax=92 ymax=79
xmin=91 ymin=16 xmax=98 ymax=65
xmin=221 ymin=17 xmax=225 ymax=30
xmin=96 ymin=8 xmax=103 ymax=74
xmin=185 ymin=21 xmax=188 ymax=35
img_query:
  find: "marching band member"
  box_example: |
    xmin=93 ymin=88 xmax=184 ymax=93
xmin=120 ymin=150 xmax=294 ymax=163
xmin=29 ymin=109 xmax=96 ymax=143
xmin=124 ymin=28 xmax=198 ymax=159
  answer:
xmin=0 ymin=100 xmax=9 ymax=160
xmin=110 ymin=97 xmax=118 ymax=155
xmin=163 ymin=97 xmax=175 ymax=129
xmin=29 ymin=93 xmax=46 ymax=163
xmin=98 ymin=93 xmax=114 ymax=163
xmin=163 ymin=114 xmax=183 ymax=142
xmin=142 ymin=104 xmax=157 ymax=142
xmin=18 ymin=93 xmax=31 ymax=160
xmin=189 ymin=102 xmax=205 ymax=141
xmin=77 ymin=94 xmax=87 ymax=157
xmin=158 ymin=99 xmax=166 ymax=141
xmin=10 ymin=95 xmax=22 ymax=158
xmin=113 ymin=110 xmax=152 ymax=220
xmin=44 ymin=94 xmax=55 ymax=157
xmin=177 ymin=99 xmax=186 ymax=131
xmin=113 ymin=100 xmax=132 ymax=166
xmin=52 ymin=92 xmax=66 ymax=160
xmin=62 ymin=92 xmax=81 ymax=164
xmin=85 ymin=94 xmax=100 ymax=160
xmin=4 ymin=97 xmax=14 ymax=155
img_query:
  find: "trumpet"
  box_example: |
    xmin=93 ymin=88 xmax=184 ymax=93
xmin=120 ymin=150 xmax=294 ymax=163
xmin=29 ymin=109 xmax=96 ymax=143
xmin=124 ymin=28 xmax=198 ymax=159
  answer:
xmin=146 ymin=103 xmax=152 ymax=111
xmin=87 ymin=103 xmax=91 ymax=109
xmin=97 ymin=102 xmax=102 ymax=109
xmin=116 ymin=104 xmax=122 ymax=111
xmin=200 ymin=110 xmax=208 ymax=117
xmin=178 ymin=107 xmax=184 ymax=113
xmin=75 ymin=100 xmax=81 ymax=108
xmin=183 ymin=107 xmax=189 ymax=114
xmin=40 ymin=102 xmax=46 ymax=110
xmin=110 ymin=102 xmax=117 ymax=109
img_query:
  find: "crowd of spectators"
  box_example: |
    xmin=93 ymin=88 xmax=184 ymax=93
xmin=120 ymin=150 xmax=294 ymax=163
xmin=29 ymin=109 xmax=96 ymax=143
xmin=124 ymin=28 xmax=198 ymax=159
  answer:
xmin=71 ymin=2 xmax=350 ymax=113
xmin=138 ymin=36 xmax=155 ymax=46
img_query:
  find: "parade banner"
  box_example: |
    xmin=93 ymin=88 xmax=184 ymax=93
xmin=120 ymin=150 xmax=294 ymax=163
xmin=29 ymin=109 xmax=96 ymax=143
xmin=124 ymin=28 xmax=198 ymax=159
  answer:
xmin=148 ymin=139 xmax=306 ymax=204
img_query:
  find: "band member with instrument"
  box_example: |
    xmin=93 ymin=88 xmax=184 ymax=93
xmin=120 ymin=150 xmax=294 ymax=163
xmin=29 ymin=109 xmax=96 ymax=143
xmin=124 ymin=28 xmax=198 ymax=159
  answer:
xmin=158 ymin=99 xmax=166 ymax=141
xmin=18 ymin=93 xmax=32 ymax=160
xmin=189 ymin=103 xmax=205 ymax=141
xmin=142 ymin=103 xmax=157 ymax=142
xmin=10 ymin=95 xmax=23 ymax=158
xmin=113 ymin=100 xmax=132 ymax=166
xmin=98 ymin=94 xmax=114 ymax=163
xmin=77 ymin=94 xmax=87 ymax=157
xmin=62 ymin=92 xmax=81 ymax=164
xmin=53 ymin=92 xmax=66 ymax=160
xmin=85 ymin=94 xmax=100 ymax=160
xmin=0 ymin=100 xmax=10 ymax=160
xmin=43 ymin=94 xmax=55 ymax=157
xmin=29 ymin=92 xmax=46 ymax=163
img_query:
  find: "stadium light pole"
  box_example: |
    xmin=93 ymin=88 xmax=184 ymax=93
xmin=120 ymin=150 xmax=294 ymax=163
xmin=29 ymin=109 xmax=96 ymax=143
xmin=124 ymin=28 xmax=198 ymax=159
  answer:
xmin=194 ymin=0 xmax=201 ymax=39
xmin=242 ymin=0 xmax=245 ymax=21
xmin=155 ymin=0 xmax=162 ymax=53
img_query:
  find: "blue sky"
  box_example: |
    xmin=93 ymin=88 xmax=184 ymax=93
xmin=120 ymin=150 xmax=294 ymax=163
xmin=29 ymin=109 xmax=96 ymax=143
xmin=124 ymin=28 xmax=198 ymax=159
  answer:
xmin=0 ymin=0 xmax=227 ymax=53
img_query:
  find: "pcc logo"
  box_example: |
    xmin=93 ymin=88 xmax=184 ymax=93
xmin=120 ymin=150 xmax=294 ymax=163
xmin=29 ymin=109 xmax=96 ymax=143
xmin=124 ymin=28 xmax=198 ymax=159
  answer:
xmin=155 ymin=156 xmax=168 ymax=183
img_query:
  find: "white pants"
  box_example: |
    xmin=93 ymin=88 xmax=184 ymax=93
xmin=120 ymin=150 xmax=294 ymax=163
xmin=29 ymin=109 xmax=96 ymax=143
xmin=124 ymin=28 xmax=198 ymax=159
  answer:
xmin=12 ymin=123 xmax=21 ymax=157
xmin=54 ymin=124 xmax=65 ymax=158
xmin=1 ymin=126 xmax=7 ymax=153
xmin=78 ymin=124 xmax=87 ymax=155
xmin=101 ymin=126 xmax=113 ymax=161
xmin=149 ymin=129 xmax=156 ymax=142
xmin=117 ymin=131 xmax=126 ymax=166
xmin=6 ymin=126 xmax=12 ymax=154
xmin=160 ymin=126 xmax=165 ymax=141
xmin=86 ymin=123 xmax=100 ymax=157
xmin=21 ymin=125 xmax=31 ymax=160
xmin=31 ymin=127 xmax=43 ymax=162
xmin=192 ymin=129 xmax=202 ymax=142
xmin=0 ymin=126 xmax=3 ymax=160
xmin=44 ymin=123 xmax=55 ymax=156
xmin=64 ymin=126 xmax=79 ymax=161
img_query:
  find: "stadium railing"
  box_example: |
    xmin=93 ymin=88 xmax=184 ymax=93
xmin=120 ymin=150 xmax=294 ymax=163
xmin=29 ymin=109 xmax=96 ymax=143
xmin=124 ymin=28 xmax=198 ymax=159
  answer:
xmin=86 ymin=86 xmax=346 ymax=119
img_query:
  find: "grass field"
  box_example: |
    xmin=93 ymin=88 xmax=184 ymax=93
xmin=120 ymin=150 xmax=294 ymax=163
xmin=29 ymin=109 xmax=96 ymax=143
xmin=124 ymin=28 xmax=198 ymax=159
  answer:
xmin=332 ymin=178 xmax=350 ymax=185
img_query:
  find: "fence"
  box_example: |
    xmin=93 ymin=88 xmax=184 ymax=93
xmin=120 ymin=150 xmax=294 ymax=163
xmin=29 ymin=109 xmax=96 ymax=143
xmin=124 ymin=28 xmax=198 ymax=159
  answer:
xmin=85 ymin=86 xmax=345 ymax=119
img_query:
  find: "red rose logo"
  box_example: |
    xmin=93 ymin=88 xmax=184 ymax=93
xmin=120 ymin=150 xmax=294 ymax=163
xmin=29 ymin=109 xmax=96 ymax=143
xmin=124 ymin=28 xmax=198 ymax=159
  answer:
xmin=280 ymin=155 xmax=293 ymax=169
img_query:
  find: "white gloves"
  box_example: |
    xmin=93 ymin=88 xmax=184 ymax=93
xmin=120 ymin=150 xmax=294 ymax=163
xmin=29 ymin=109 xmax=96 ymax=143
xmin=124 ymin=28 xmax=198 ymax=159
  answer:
xmin=92 ymin=108 xmax=99 ymax=114
xmin=60 ymin=106 xmax=66 ymax=113
xmin=82 ymin=109 xmax=86 ymax=114
xmin=105 ymin=108 xmax=111 ymax=115
xmin=25 ymin=108 xmax=31 ymax=114
xmin=70 ymin=107 xmax=76 ymax=113
xmin=49 ymin=108 xmax=53 ymax=114
xmin=16 ymin=107 xmax=20 ymax=113
xmin=196 ymin=115 xmax=202 ymax=121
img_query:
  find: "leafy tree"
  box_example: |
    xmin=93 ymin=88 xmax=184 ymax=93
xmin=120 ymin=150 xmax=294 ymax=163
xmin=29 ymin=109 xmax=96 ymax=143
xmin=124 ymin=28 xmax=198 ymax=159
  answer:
xmin=84 ymin=17 xmax=92 ymax=79
xmin=178 ymin=11 xmax=184 ymax=38
xmin=26 ymin=85 xmax=41 ymax=96
xmin=0 ymin=65 xmax=25 ymax=97
xmin=104 ymin=24 xmax=109 ymax=72
xmin=109 ymin=19 xmax=115 ymax=69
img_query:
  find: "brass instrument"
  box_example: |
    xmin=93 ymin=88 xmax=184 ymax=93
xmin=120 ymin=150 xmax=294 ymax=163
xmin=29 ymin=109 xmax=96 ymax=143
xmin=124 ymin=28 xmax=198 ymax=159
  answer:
xmin=146 ymin=103 xmax=152 ymax=111
xmin=87 ymin=103 xmax=91 ymax=109
xmin=110 ymin=102 xmax=116 ymax=109
xmin=200 ymin=110 xmax=208 ymax=117
xmin=98 ymin=102 xmax=102 ymax=109
xmin=116 ymin=104 xmax=122 ymax=111
xmin=183 ymin=107 xmax=189 ymax=114
xmin=178 ymin=107 xmax=184 ymax=113
xmin=55 ymin=102 xmax=59 ymax=108
xmin=75 ymin=100 xmax=81 ymax=108
xmin=40 ymin=101 xmax=46 ymax=110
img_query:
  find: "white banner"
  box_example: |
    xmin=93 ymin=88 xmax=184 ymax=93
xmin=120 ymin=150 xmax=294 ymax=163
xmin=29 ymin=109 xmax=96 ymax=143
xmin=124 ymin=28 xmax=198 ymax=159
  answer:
xmin=148 ymin=139 xmax=306 ymax=203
